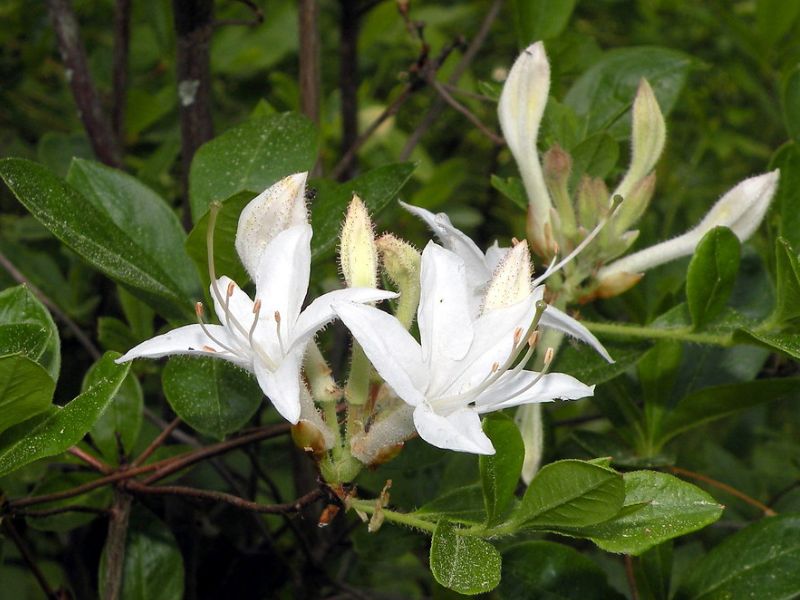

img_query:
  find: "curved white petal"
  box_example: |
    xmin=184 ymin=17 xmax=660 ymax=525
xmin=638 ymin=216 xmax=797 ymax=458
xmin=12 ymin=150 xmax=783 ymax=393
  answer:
xmin=418 ymin=243 xmax=474 ymax=363
xmin=235 ymin=173 xmax=308 ymax=278
xmin=474 ymin=371 xmax=594 ymax=412
xmin=115 ymin=324 xmax=249 ymax=368
xmin=334 ymin=302 xmax=428 ymax=406
xmin=254 ymin=350 xmax=303 ymax=424
xmin=290 ymin=287 xmax=398 ymax=352
xmin=413 ymin=404 xmax=495 ymax=455
xmin=539 ymin=304 xmax=613 ymax=363
xmin=254 ymin=224 xmax=312 ymax=334
xmin=484 ymin=242 xmax=508 ymax=272
xmin=210 ymin=276 xmax=255 ymax=342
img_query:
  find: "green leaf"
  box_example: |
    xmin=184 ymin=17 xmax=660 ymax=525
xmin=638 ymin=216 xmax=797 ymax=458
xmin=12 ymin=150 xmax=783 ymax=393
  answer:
xmin=676 ymin=515 xmax=800 ymax=600
xmin=66 ymin=159 xmax=201 ymax=301
xmin=429 ymin=519 xmax=501 ymax=595
xmin=637 ymin=542 xmax=673 ymax=600
xmin=185 ymin=191 xmax=254 ymax=287
xmin=564 ymin=47 xmax=692 ymax=140
xmin=26 ymin=471 xmax=110 ymax=532
xmin=572 ymin=471 xmax=722 ymax=555
xmin=0 ymin=352 xmax=129 ymax=477
xmin=500 ymin=541 xmax=625 ymax=600
xmin=414 ymin=485 xmax=487 ymax=526
xmin=512 ymin=0 xmax=577 ymax=44
xmin=189 ymin=112 xmax=318 ymax=221
xmin=638 ymin=340 xmax=682 ymax=410
xmin=310 ymin=163 xmax=415 ymax=261
xmin=99 ymin=507 xmax=185 ymax=600
xmin=517 ymin=459 xmax=625 ymax=527
xmin=0 ymin=355 xmax=55 ymax=436
xmin=0 ymin=285 xmax=60 ymax=380
xmin=770 ymin=237 xmax=800 ymax=323
xmin=781 ymin=65 xmax=800 ymax=141
xmin=86 ymin=366 xmax=143 ymax=462
xmin=757 ymin=0 xmax=800 ymax=47
xmin=734 ymin=328 xmax=800 ymax=360
xmin=553 ymin=341 xmax=650 ymax=386
xmin=656 ymin=378 xmax=800 ymax=447
xmin=0 ymin=159 xmax=193 ymax=319
xmin=686 ymin=227 xmax=741 ymax=330
xmin=490 ymin=175 xmax=527 ymax=211
xmin=162 ymin=356 xmax=262 ymax=440
xmin=570 ymin=133 xmax=620 ymax=183
xmin=480 ymin=414 xmax=524 ymax=525
xmin=769 ymin=143 xmax=800 ymax=250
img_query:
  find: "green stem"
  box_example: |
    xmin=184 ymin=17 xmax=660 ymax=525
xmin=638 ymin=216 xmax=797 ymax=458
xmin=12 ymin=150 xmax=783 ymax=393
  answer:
xmin=582 ymin=320 xmax=734 ymax=347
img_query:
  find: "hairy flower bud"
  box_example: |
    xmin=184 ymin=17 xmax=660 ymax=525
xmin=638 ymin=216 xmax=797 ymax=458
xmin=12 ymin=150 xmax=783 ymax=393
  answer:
xmin=482 ymin=241 xmax=533 ymax=312
xmin=377 ymin=233 xmax=421 ymax=329
xmin=544 ymin=145 xmax=577 ymax=238
xmin=340 ymin=195 xmax=378 ymax=288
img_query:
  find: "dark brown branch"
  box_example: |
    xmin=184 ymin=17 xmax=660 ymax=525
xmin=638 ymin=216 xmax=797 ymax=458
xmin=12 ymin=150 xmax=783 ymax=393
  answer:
xmin=0 ymin=250 xmax=101 ymax=360
xmin=173 ymin=0 xmax=215 ymax=227
xmin=400 ymin=0 xmax=502 ymax=160
xmin=15 ymin=505 xmax=110 ymax=518
xmin=338 ymin=0 xmax=360 ymax=179
xmin=46 ymin=0 xmax=122 ymax=167
xmin=132 ymin=417 xmax=182 ymax=467
xmin=102 ymin=490 xmax=133 ymax=600
xmin=68 ymin=446 xmax=112 ymax=473
xmin=298 ymin=0 xmax=321 ymax=127
xmin=127 ymin=482 xmax=324 ymax=514
xmin=2 ymin=519 xmax=57 ymax=600
xmin=111 ymin=0 xmax=132 ymax=142
xmin=624 ymin=555 xmax=640 ymax=600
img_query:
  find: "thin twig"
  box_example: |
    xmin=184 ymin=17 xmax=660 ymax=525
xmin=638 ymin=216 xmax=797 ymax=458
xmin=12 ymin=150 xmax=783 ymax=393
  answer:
xmin=46 ymin=0 xmax=121 ymax=167
xmin=298 ymin=0 xmax=321 ymax=126
xmin=429 ymin=79 xmax=504 ymax=144
xmin=102 ymin=490 xmax=133 ymax=600
xmin=68 ymin=446 xmax=112 ymax=473
xmin=2 ymin=519 xmax=57 ymax=600
xmin=15 ymin=505 xmax=110 ymax=518
xmin=127 ymin=482 xmax=324 ymax=514
xmin=111 ymin=0 xmax=132 ymax=142
xmin=439 ymin=81 xmax=496 ymax=103
xmin=667 ymin=465 xmax=777 ymax=516
xmin=0 ymin=250 xmax=101 ymax=360
xmin=624 ymin=555 xmax=639 ymax=600
xmin=132 ymin=417 xmax=182 ymax=467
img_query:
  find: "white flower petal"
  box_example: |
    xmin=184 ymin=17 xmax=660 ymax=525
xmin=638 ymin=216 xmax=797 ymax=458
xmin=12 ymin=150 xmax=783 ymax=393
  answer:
xmin=539 ymin=303 xmax=613 ymax=363
xmin=210 ymin=276 xmax=255 ymax=341
xmin=484 ymin=242 xmax=508 ymax=272
xmin=254 ymin=224 xmax=312 ymax=334
xmin=418 ymin=243 xmax=474 ymax=362
xmin=235 ymin=173 xmax=308 ymax=278
xmin=115 ymin=324 xmax=248 ymax=368
xmin=254 ymin=350 xmax=303 ymax=423
xmin=290 ymin=287 xmax=398 ymax=352
xmin=413 ymin=404 xmax=495 ymax=455
xmin=474 ymin=371 xmax=594 ymax=412
xmin=334 ymin=302 xmax=428 ymax=406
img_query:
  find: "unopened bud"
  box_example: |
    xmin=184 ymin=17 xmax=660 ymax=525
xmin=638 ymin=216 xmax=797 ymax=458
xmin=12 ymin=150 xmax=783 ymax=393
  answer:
xmin=340 ymin=195 xmax=378 ymax=288
xmin=291 ymin=420 xmax=329 ymax=458
xmin=577 ymin=176 xmax=610 ymax=230
xmin=376 ymin=234 xmax=421 ymax=330
xmin=612 ymin=173 xmax=656 ymax=236
xmin=543 ymin=145 xmax=577 ymax=238
xmin=591 ymin=271 xmax=644 ymax=300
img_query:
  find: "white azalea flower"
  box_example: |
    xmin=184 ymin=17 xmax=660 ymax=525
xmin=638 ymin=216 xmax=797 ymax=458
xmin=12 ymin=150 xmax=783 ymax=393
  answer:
xmin=117 ymin=177 xmax=396 ymax=424
xmin=401 ymin=201 xmax=613 ymax=362
xmin=334 ymin=242 xmax=596 ymax=455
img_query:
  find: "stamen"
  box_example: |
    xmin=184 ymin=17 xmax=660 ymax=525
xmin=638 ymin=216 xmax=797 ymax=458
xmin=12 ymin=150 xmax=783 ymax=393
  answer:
xmin=195 ymin=301 xmax=239 ymax=356
xmin=275 ymin=311 xmax=285 ymax=354
xmin=249 ymin=299 xmax=262 ymax=345
xmin=491 ymin=361 xmax=499 ymax=373
xmin=513 ymin=327 xmax=523 ymax=346
xmin=527 ymin=330 xmax=539 ymax=348
xmin=511 ymin=237 xmax=520 ymax=246
xmin=202 ymin=345 xmax=217 ymax=352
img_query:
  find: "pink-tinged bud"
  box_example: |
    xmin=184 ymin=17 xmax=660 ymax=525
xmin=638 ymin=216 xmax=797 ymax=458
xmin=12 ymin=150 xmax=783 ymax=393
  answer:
xmin=340 ymin=195 xmax=378 ymax=288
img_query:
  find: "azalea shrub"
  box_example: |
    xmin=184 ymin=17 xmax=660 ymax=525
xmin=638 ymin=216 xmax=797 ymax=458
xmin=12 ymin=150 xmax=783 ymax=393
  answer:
xmin=2 ymin=1 xmax=800 ymax=599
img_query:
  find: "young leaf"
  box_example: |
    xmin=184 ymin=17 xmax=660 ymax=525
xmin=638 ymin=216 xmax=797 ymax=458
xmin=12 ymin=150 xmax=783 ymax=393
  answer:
xmin=162 ymin=356 xmax=262 ymax=440
xmin=500 ymin=541 xmax=625 ymax=600
xmin=480 ymin=413 xmax=524 ymax=526
xmin=676 ymin=515 xmax=800 ymax=600
xmin=0 ymin=284 xmax=60 ymax=380
xmin=430 ymin=519 xmax=501 ymax=595
xmin=517 ymin=459 xmax=625 ymax=527
xmin=686 ymin=226 xmax=741 ymax=330
xmin=0 ymin=159 xmax=194 ymax=319
xmin=512 ymin=0 xmax=577 ymax=44
xmin=0 ymin=355 xmax=55 ymax=436
xmin=770 ymin=237 xmax=800 ymax=323
xmin=414 ymin=485 xmax=486 ymax=526
xmin=569 ymin=471 xmax=722 ymax=555
xmin=189 ymin=112 xmax=318 ymax=221
xmin=0 ymin=352 xmax=130 ymax=477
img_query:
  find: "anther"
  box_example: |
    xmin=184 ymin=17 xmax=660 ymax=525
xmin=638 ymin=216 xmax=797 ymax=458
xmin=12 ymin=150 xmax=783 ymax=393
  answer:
xmin=513 ymin=327 xmax=523 ymax=346
xmin=544 ymin=346 xmax=554 ymax=365
xmin=195 ymin=302 xmax=205 ymax=318
xmin=248 ymin=299 xmax=262 ymax=344
xmin=527 ymin=330 xmax=539 ymax=348
xmin=202 ymin=345 xmax=217 ymax=352
xmin=227 ymin=281 xmax=236 ymax=297
xmin=511 ymin=237 xmax=520 ymax=246
xmin=491 ymin=361 xmax=499 ymax=373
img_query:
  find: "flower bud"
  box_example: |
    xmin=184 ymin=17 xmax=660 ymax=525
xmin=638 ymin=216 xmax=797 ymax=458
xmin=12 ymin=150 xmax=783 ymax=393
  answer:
xmin=499 ymin=42 xmax=554 ymax=258
xmin=516 ymin=403 xmax=543 ymax=484
xmin=304 ymin=342 xmax=342 ymax=403
xmin=291 ymin=420 xmax=331 ymax=458
xmin=340 ymin=195 xmax=378 ymax=288
xmin=544 ymin=145 xmax=577 ymax=238
xmin=350 ymin=404 xmax=415 ymax=466
xmin=376 ymin=233 xmax=421 ymax=330
xmin=236 ymin=172 xmax=308 ymax=278
xmin=577 ymin=176 xmax=610 ymax=230
xmin=611 ymin=173 xmax=656 ymax=237
xmin=589 ymin=271 xmax=643 ymax=300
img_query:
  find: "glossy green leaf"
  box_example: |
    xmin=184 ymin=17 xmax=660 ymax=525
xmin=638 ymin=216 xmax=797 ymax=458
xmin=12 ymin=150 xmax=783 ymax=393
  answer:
xmin=99 ymin=507 xmax=185 ymax=600
xmin=512 ymin=0 xmax=577 ymax=44
xmin=500 ymin=541 xmax=625 ymax=600
xmin=517 ymin=459 xmax=625 ymax=527
xmin=553 ymin=341 xmax=650 ymax=386
xmin=162 ymin=356 xmax=262 ymax=440
xmin=490 ymin=175 xmax=527 ymax=211
xmin=770 ymin=237 xmax=800 ymax=323
xmin=564 ymin=47 xmax=692 ymax=140
xmin=782 ymin=65 xmax=800 ymax=140
xmin=26 ymin=471 xmax=110 ymax=532
xmin=414 ymin=485 xmax=486 ymax=526
xmin=657 ymin=378 xmax=800 ymax=447
xmin=0 ymin=285 xmax=60 ymax=380
xmin=0 ymin=159 xmax=193 ymax=319
xmin=0 ymin=352 xmax=130 ymax=477
xmin=67 ymin=159 xmax=201 ymax=301
xmin=189 ymin=112 xmax=318 ymax=221
xmin=769 ymin=143 xmax=800 ymax=250
xmin=686 ymin=227 xmax=740 ymax=329
xmin=185 ymin=191 xmax=254 ymax=287
xmin=676 ymin=515 xmax=800 ymax=600
xmin=480 ymin=414 xmax=524 ymax=525
xmin=0 ymin=354 xmax=55 ymax=436
xmin=572 ymin=471 xmax=722 ymax=555
xmin=734 ymin=328 xmax=800 ymax=360
xmin=637 ymin=542 xmax=673 ymax=600
xmin=430 ymin=519 xmax=501 ymax=595
xmin=310 ymin=163 xmax=415 ymax=261
xmin=86 ymin=366 xmax=143 ymax=462
xmin=570 ymin=133 xmax=620 ymax=182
